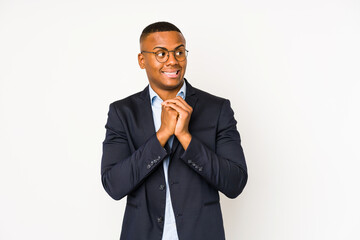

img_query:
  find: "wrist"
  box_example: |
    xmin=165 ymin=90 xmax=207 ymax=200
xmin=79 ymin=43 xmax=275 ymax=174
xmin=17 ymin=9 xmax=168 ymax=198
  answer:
xmin=156 ymin=129 xmax=172 ymax=147
xmin=177 ymin=132 xmax=192 ymax=150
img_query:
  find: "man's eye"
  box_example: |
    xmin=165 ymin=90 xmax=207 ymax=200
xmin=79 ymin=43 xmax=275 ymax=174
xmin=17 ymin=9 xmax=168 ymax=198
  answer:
xmin=156 ymin=51 xmax=167 ymax=58
xmin=176 ymin=51 xmax=184 ymax=56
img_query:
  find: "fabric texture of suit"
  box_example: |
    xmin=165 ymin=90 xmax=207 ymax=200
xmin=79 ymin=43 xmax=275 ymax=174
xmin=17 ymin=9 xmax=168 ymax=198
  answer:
xmin=101 ymin=79 xmax=248 ymax=240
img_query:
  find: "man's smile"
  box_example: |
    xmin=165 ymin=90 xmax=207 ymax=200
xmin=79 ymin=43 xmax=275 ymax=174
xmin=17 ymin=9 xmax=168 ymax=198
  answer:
xmin=161 ymin=70 xmax=180 ymax=78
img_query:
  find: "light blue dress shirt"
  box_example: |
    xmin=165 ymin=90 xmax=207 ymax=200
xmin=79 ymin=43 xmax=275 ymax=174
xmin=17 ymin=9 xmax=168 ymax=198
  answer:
xmin=149 ymin=83 xmax=186 ymax=240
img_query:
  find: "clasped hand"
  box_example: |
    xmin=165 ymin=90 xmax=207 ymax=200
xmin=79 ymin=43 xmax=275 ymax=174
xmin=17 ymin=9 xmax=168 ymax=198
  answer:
xmin=156 ymin=96 xmax=193 ymax=150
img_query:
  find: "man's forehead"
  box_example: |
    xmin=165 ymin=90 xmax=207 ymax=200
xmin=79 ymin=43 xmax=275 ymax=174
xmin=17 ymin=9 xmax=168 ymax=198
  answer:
xmin=140 ymin=31 xmax=186 ymax=49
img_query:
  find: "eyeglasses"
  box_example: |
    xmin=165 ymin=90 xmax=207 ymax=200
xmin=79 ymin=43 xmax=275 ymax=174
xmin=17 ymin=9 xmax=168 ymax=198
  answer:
xmin=141 ymin=47 xmax=189 ymax=63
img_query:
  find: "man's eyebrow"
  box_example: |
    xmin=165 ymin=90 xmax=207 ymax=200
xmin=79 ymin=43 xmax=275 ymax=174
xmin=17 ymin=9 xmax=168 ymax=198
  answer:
xmin=153 ymin=46 xmax=167 ymax=50
xmin=153 ymin=44 xmax=185 ymax=50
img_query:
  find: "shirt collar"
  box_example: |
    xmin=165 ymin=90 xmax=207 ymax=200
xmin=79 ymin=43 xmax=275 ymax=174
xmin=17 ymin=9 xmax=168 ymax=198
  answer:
xmin=149 ymin=81 xmax=187 ymax=105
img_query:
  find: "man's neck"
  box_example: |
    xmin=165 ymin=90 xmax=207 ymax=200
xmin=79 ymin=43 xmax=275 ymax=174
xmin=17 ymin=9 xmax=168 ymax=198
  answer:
xmin=150 ymin=81 xmax=184 ymax=101
xmin=157 ymin=90 xmax=178 ymax=101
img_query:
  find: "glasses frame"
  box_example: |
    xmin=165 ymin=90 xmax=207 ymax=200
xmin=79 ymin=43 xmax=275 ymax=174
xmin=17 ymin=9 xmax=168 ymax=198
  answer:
xmin=141 ymin=48 xmax=189 ymax=63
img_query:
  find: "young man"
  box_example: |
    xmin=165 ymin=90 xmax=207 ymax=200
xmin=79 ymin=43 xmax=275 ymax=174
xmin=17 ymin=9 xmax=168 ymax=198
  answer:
xmin=101 ymin=22 xmax=248 ymax=240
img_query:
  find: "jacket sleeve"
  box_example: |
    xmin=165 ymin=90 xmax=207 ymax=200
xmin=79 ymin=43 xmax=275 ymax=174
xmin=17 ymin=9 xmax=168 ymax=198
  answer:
xmin=180 ymin=99 xmax=248 ymax=199
xmin=101 ymin=103 xmax=168 ymax=200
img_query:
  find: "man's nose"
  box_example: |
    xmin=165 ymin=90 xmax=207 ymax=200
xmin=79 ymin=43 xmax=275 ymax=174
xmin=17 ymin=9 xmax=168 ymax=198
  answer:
xmin=165 ymin=51 xmax=178 ymax=65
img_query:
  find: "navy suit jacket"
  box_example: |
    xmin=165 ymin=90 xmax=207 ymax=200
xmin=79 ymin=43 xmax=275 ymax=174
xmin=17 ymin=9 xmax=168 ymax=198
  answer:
xmin=101 ymin=80 xmax=248 ymax=240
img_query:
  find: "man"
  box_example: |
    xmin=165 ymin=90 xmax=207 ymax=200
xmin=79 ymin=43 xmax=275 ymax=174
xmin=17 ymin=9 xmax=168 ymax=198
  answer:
xmin=101 ymin=21 xmax=248 ymax=240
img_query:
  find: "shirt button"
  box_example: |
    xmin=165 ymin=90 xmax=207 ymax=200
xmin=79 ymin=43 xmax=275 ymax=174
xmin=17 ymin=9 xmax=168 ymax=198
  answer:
xmin=157 ymin=217 xmax=163 ymax=223
xmin=159 ymin=184 xmax=165 ymax=190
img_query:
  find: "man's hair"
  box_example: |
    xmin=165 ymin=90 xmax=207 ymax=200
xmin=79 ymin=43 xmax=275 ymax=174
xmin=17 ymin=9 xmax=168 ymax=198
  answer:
xmin=140 ymin=21 xmax=182 ymax=43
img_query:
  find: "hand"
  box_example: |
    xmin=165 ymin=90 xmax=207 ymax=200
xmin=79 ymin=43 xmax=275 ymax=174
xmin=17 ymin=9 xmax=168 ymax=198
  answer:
xmin=162 ymin=96 xmax=193 ymax=150
xmin=156 ymin=105 xmax=178 ymax=147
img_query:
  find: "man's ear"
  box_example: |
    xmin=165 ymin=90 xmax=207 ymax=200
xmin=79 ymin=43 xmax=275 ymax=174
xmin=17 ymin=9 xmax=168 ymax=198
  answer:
xmin=138 ymin=53 xmax=145 ymax=69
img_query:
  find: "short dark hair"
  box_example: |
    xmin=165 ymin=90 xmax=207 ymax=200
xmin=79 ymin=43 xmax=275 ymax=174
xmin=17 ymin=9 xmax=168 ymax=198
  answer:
xmin=140 ymin=21 xmax=182 ymax=43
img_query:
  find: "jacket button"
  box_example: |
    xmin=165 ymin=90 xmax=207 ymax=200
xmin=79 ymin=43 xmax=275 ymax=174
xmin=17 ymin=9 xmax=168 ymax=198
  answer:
xmin=147 ymin=164 xmax=151 ymax=169
xmin=157 ymin=217 xmax=163 ymax=223
xmin=159 ymin=184 xmax=165 ymax=190
xmin=188 ymin=160 xmax=192 ymax=164
xmin=198 ymin=167 xmax=203 ymax=171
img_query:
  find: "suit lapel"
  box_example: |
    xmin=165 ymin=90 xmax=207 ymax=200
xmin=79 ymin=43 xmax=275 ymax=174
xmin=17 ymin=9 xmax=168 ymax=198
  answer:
xmin=137 ymin=85 xmax=157 ymax=143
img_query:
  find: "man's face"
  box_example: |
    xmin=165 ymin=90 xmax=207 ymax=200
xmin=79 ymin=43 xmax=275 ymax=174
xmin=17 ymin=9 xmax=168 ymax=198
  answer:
xmin=138 ymin=31 xmax=187 ymax=93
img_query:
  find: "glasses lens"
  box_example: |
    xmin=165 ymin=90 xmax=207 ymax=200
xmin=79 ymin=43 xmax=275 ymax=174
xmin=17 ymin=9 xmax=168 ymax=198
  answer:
xmin=175 ymin=48 xmax=187 ymax=61
xmin=155 ymin=50 xmax=168 ymax=62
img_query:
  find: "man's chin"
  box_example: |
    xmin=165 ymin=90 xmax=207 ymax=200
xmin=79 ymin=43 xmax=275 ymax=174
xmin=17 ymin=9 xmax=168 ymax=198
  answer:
xmin=161 ymin=78 xmax=184 ymax=90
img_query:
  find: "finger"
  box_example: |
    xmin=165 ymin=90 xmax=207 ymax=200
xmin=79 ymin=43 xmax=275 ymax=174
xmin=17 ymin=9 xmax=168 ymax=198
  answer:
xmin=163 ymin=105 xmax=177 ymax=112
xmin=164 ymin=102 xmax=189 ymax=119
xmin=175 ymin=97 xmax=192 ymax=111
xmin=175 ymin=96 xmax=190 ymax=106
xmin=162 ymin=105 xmax=179 ymax=117
xmin=163 ymin=98 xmax=191 ymax=112
xmin=174 ymin=96 xmax=192 ymax=110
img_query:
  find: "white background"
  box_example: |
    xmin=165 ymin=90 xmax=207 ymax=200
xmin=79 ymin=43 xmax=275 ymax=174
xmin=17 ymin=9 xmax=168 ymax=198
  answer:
xmin=1 ymin=0 xmax=359 ymax=239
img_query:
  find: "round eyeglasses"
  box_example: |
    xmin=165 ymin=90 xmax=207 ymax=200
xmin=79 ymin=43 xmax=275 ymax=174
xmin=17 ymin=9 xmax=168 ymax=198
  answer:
xmin=141 ymin=47 xmax=189 ymax=63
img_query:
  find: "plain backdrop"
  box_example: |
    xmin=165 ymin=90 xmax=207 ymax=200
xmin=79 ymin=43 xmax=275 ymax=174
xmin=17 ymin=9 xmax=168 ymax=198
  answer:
xmin=1 ymin=0 xmax=359 ymax=239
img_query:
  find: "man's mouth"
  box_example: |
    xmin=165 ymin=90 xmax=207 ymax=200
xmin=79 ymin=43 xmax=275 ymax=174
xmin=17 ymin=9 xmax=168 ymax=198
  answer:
xmin=162 ymin=70 xmax=180 ymax=78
